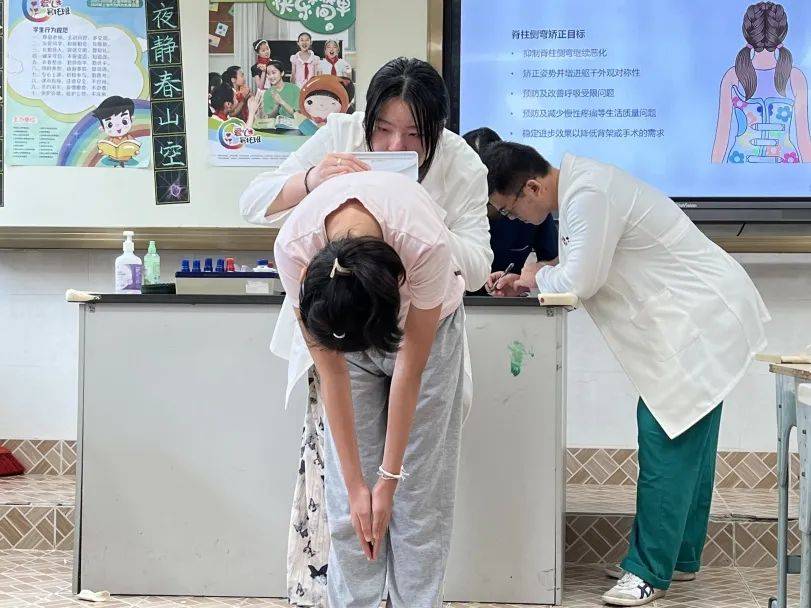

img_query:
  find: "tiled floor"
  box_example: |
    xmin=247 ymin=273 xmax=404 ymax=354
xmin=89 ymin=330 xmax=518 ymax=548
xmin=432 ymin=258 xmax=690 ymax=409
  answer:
xmin=0 ymin=550 xmax=798 ymax=607
xmin=565 ymin=485 xmax=801 ymax=568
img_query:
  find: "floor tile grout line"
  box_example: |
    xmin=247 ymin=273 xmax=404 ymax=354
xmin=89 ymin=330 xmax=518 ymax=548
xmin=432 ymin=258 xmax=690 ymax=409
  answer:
xmin=734 ymin=564 xmax=764 ymax=607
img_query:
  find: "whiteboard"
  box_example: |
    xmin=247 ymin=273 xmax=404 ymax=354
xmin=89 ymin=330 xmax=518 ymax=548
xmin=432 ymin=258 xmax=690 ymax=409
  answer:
xmin=1 ymin=0 xmax=429 ymax=228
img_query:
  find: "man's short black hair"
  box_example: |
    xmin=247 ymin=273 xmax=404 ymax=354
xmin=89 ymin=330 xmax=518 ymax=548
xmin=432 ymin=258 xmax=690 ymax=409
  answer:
xmin=92 ymin=96 xmax=135 ymax=125
xmin=462 ymin=127 xmax=501 ymax=156
xmin=480 ymin=141 xmax=552 ymax=196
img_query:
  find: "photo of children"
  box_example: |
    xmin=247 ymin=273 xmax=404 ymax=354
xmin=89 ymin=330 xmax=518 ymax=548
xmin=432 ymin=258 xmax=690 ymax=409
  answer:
xmin=207 ymin=1 xmax=358 ymax=167
xmin=319 ymin=39 xmax=353 ymax=78
xmin=251 ymin=39 xmax=273 ymax=92
xmin=290 ymin=33 xmax=320 ymax=87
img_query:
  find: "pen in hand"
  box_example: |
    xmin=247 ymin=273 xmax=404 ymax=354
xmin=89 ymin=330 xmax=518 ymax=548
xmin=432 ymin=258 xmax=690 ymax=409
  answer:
xmin=487 ymin=262 xmax=515 ymax=293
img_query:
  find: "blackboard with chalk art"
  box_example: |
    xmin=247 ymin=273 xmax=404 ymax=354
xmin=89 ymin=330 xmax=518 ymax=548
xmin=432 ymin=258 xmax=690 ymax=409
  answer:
xmin=147 ymin=0 xmax=190 ymax=204
xmin=208 ymin=0 xmax=358 ymax=167
xmin=6 ymin=0 xmax=152 ymax=168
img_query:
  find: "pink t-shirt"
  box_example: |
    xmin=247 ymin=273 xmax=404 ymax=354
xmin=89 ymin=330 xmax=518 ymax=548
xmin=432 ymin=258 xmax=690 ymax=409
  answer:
xmin=274 ymin=171 xmax=465 ymax=325
xmin=290 ymin=50 xmax=320 ymax=86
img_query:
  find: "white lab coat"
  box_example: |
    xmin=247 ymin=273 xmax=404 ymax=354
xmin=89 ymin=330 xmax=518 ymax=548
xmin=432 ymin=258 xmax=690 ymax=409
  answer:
xmin=538 ymin=154 xmax=770 ymax=438
xmin=239 ymin=111 xmax=492 ymax=408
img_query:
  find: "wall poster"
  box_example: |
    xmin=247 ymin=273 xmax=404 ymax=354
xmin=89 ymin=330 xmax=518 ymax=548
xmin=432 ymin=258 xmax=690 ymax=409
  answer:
xmin=7 ymin=0 xmax=152 ymax=168
xmin=208 ymin=0 xmax=358 ymax=167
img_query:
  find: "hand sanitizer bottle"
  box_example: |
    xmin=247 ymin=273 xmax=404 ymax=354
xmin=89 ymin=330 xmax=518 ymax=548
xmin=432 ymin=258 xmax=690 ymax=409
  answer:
xmin=144 ymin=241 xmax=161 ymax=285
xmin=115 ymin=231 xmax=143 ymax=294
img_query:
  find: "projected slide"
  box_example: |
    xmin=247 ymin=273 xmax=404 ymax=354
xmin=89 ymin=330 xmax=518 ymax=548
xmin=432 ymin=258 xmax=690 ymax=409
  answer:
xmin=459 ymin=0 xmax=811 ymax=199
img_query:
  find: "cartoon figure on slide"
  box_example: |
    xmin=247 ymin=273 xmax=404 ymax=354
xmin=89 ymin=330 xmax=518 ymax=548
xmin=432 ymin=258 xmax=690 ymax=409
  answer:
xmin=712 ymin=2 xmax=811 ymax=164
xmin=92 ymin=96 xmax=140 ymax=168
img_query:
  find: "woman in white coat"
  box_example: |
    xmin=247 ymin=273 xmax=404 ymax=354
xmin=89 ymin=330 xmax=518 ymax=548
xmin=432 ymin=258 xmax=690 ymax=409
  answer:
xmin=239 ymin=57 xmax=492 ymax=606
xmin=482 ymin=142 xmax=770 ymax=607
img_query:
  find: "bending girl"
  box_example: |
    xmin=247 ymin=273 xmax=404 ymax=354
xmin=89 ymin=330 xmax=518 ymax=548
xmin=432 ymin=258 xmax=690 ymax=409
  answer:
xmin=274 ymin=170 xmax=466 ymax=608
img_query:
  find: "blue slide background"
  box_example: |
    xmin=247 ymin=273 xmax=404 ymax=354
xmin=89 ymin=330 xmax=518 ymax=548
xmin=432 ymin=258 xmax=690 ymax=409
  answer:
xmin=459 ymin=0 xmax=811 ymax=199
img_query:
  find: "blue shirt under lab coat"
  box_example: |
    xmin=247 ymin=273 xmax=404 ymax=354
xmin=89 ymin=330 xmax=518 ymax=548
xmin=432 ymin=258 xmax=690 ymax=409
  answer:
xmin=490 ymin=213 xmax=558 ymax=272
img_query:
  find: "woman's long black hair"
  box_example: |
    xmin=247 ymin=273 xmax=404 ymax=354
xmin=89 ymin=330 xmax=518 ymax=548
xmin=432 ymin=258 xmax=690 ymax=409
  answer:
xmin=364 ymin=58 xmax=450 ymax=178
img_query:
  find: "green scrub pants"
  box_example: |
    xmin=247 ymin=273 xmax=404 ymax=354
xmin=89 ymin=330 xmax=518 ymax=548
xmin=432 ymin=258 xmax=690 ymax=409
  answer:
xmin=620 ymin=399 xmax=723 ymax=590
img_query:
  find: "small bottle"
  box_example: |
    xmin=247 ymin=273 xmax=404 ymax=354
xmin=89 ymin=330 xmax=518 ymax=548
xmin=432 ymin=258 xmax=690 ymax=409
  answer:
xmin=240 ymin=265 xmax=251 ymax=273
xmin=253 ymin=258 xmax=272 ymax=272
xmin=115 ymin=231 xmax=143 ymax=294
xmin=180 ymin=259 xmax=191 ymax=273
xmin=143 ymin=241 xmax=161 ymax=285
xmin=225 ymin=257 xmax=236 ymax=272
xmin=204 ymin=258 xmax=214 ymax=273
xmin=192 ymin=259 xmax=202 ymax=273
xmin=216 ymin=258 xmax=225 ymax=273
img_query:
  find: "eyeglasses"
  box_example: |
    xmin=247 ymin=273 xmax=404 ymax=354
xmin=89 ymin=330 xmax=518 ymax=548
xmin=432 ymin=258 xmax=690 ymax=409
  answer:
xmin=494 ymin=181 xmax=527 ymax=221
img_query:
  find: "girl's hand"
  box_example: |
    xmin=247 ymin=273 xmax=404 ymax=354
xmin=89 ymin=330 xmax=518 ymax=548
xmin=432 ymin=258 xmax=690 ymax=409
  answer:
xmin=306 ymin=153 xmax=370 ymax=191
xmin=370 ymin=478 xmax=396 ymax=560
xmin=348 ymin=484 xmax=374 ymax=560
xmin=247 ymin=95 xmax=262 ymax=116
xmin=270 ymin=90 xmax=283 ymax=104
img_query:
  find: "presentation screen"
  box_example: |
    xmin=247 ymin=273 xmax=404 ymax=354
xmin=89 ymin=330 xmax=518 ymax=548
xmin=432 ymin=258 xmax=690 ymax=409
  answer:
xmin=457 ymin=0 xmax=811 ymax=203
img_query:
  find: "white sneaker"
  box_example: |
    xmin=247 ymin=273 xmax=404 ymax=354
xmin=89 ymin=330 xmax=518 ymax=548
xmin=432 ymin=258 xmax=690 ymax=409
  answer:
xmin=604 ymin=563 xmax=696 ymax=582
xmin=602 ymin=573 xmax=665 ymax=606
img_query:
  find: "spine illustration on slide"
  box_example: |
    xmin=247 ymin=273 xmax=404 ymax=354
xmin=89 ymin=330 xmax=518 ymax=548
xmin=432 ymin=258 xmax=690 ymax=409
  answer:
xmin=712 ymin=2 xmax=811 ymax=164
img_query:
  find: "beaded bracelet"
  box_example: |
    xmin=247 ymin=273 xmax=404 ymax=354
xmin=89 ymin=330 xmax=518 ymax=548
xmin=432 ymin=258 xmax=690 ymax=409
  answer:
xmin=377 ymin=465 xmax=409 ymax=481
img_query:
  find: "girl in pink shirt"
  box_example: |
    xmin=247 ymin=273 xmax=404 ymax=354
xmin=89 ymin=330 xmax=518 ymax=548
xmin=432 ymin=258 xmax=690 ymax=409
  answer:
xmin=290 ymin=32 xmax=320 ymax=87
xmin=274 ymin=170 xmax=466 ymax=607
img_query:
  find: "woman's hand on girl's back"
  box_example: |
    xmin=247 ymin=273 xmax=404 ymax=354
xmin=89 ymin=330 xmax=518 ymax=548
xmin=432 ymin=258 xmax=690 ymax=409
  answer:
xmin=348 ymin=484 xmax=374 ymax=560
xmin=371 ymin=479 xmax=396 ymax=560
xmin=307 ymin=153 xmax=370 ymax=191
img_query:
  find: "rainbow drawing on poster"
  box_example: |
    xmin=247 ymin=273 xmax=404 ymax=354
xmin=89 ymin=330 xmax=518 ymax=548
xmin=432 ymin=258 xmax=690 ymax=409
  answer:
xmin=58 ymin=99 xmax=151 ymax=167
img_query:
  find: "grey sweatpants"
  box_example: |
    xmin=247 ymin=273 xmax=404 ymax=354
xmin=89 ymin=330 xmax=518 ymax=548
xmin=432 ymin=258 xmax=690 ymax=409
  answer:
xmin=324 ymin=306 xmax=466 ymax=608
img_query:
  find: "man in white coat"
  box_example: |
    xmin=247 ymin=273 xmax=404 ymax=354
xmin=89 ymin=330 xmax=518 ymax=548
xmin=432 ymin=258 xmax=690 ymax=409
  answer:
xmin=482 ymin=141 xmax=770 ymax=606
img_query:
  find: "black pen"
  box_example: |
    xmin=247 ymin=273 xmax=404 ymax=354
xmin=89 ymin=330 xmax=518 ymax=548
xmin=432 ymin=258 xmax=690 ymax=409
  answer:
xmin=487 ymin=262 xmax=515 ymax=293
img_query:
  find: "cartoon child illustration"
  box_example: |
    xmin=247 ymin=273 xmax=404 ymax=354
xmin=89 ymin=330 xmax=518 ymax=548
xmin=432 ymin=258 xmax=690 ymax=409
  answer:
xmin=712 ymin=2 xmax=811 ymax=164
xmin=295 ymin=74 xmax=350 ymax=135
xmin=251 ymin=39 xmax=273 ymax=92
xmin=290 ymin=32 xmax=320 ymax=87
xmin=318 ymin=39 xmax=352 ymax=78
xmin=92 ymin=96 xmax=140 ymax=168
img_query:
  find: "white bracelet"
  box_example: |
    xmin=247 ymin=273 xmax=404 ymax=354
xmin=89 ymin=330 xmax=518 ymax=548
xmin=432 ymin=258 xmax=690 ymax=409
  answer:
xmin=377 ymin=465 xmax=408 ymax=481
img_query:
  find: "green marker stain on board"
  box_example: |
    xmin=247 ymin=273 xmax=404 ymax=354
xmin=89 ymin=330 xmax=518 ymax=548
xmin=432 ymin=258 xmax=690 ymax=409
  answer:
xmin=508 ymin=341 xmax=534 ymax=376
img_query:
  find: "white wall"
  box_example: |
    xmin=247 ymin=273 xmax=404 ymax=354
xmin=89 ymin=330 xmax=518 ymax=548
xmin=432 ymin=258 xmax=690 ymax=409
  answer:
xmin=0 ymin=248 xmax=270 ymax=439
xmin=1 ymin=250 xmax=808 ymax=451
xmin=566 ymin=253 xmax=811 ymax=451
